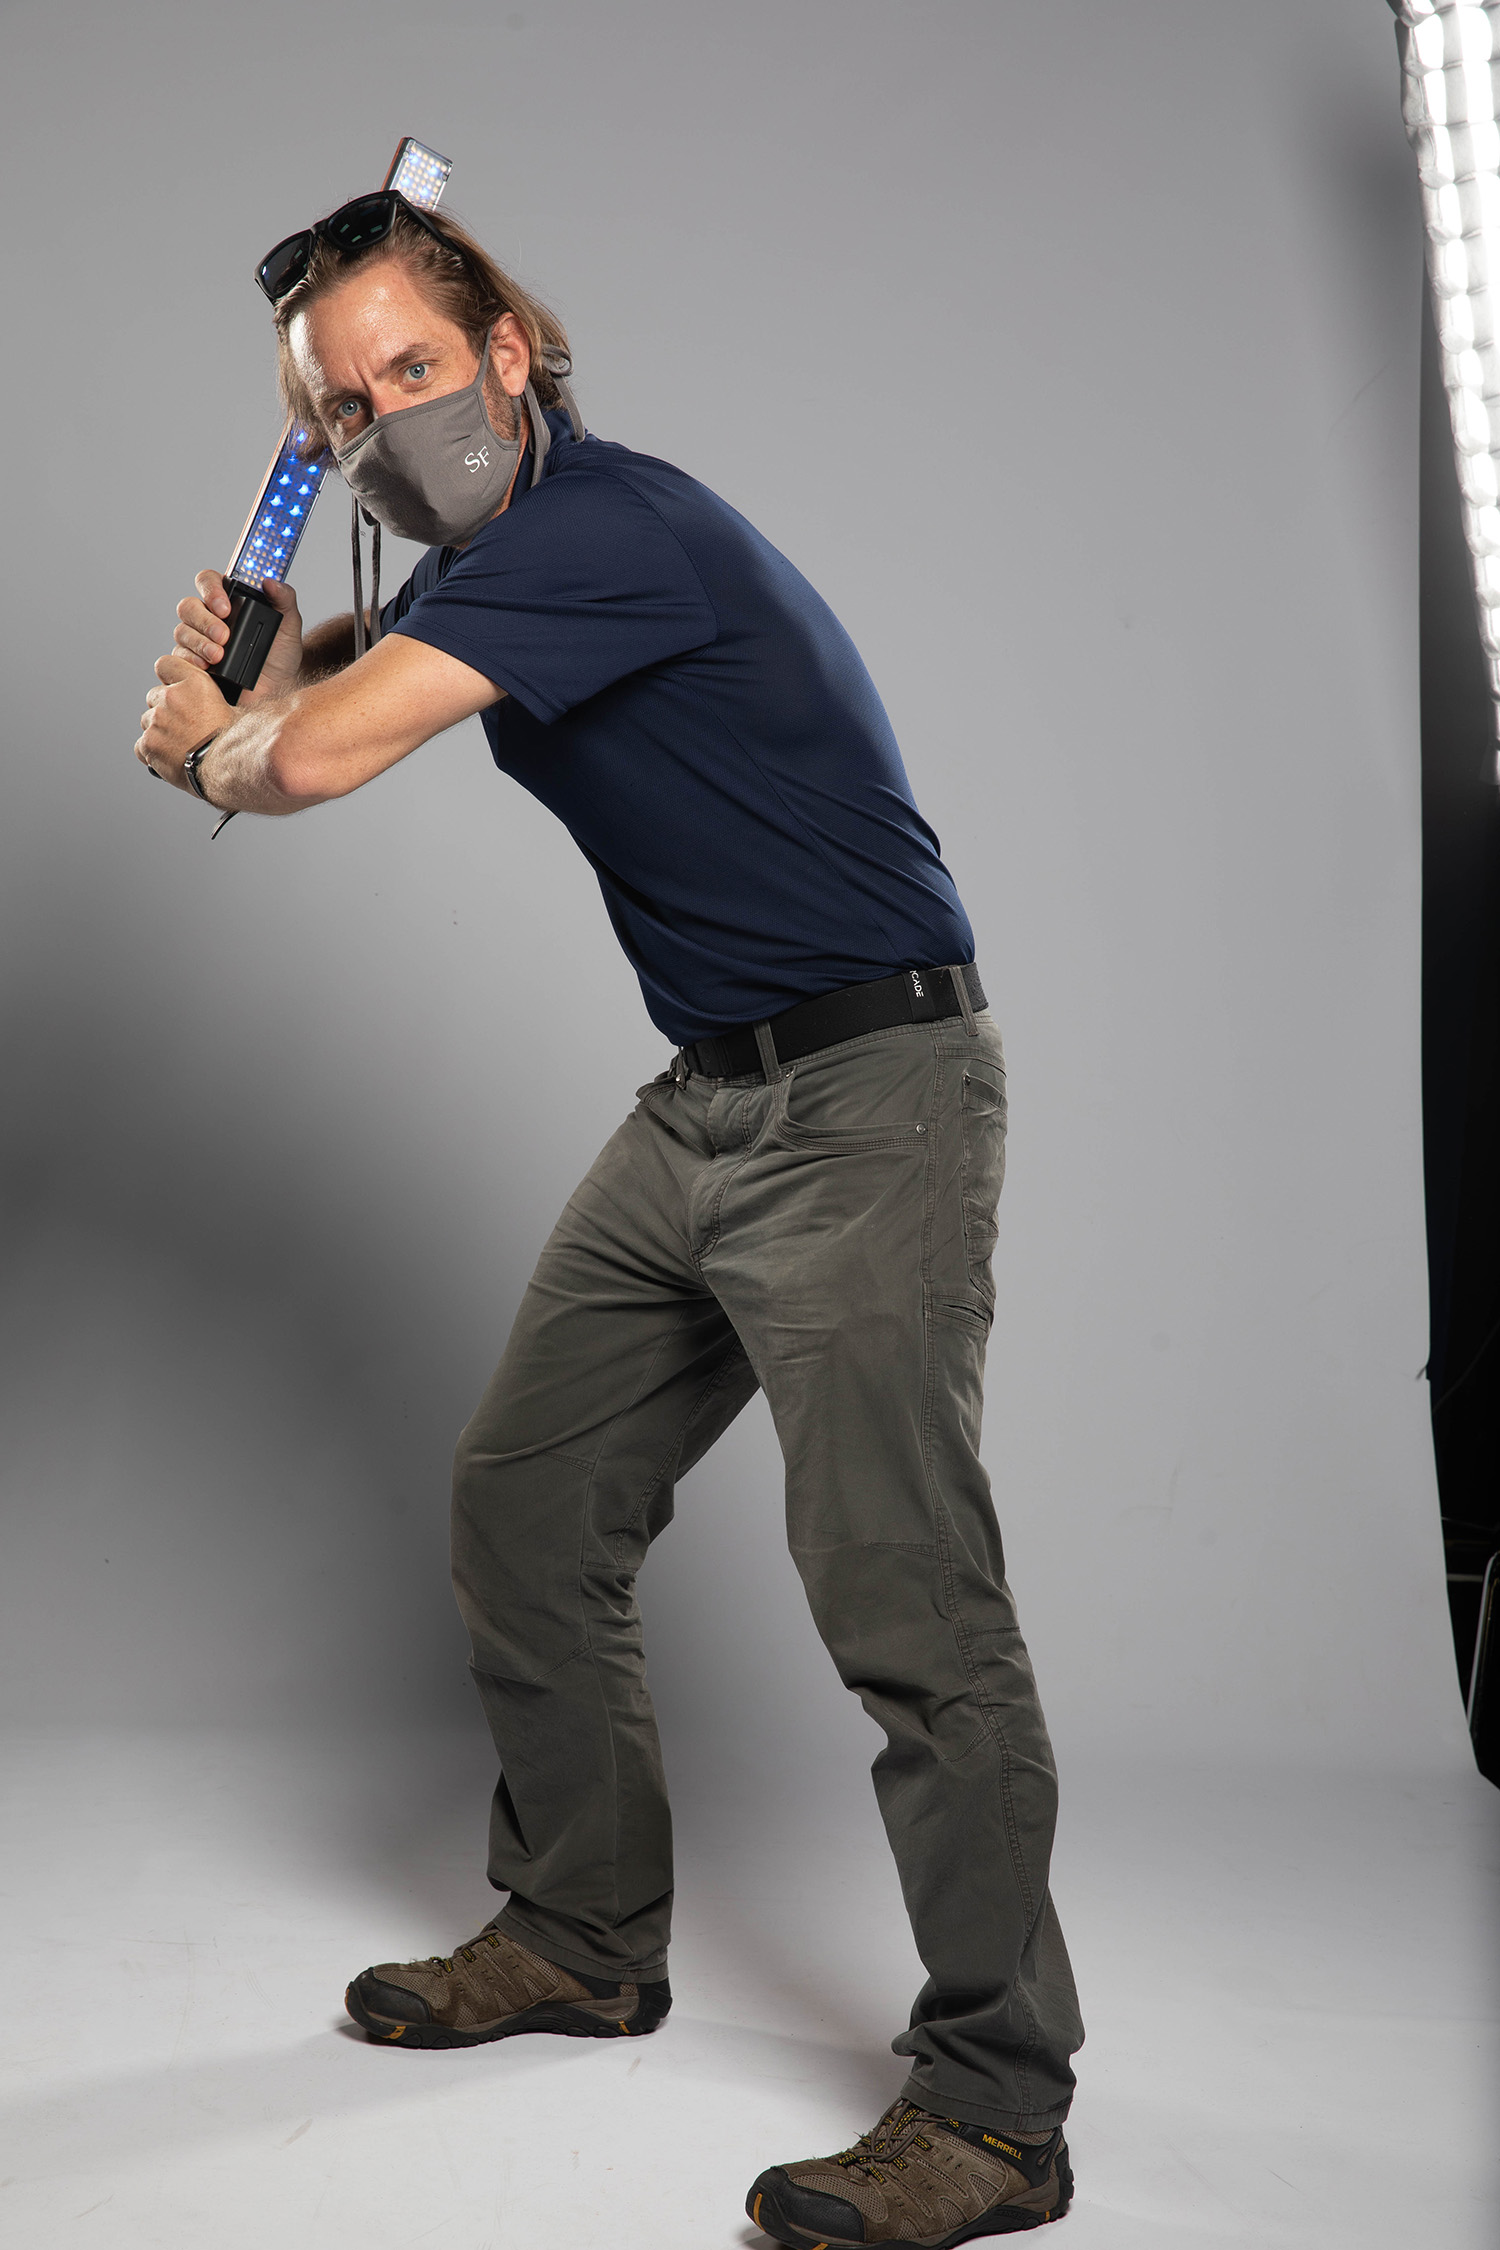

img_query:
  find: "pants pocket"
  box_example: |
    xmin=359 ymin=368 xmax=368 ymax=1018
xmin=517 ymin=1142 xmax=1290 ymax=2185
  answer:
xmin=960 ymin=1069 xmax=1007 ymax=1308
xmin=767 ymin=1035 xmax=939 ymax=1152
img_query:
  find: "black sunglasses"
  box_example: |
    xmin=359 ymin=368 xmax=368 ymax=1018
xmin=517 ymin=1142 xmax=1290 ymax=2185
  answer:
xmin=255 ymin=190 xmax=449 ymax=305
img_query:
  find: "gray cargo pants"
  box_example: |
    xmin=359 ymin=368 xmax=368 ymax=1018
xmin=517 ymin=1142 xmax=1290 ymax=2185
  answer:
xmin=451 ymin=1009 xmax=1083 ymax=2128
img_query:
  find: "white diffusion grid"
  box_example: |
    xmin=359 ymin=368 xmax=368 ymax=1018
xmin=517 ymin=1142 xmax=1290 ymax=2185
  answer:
xmin=1400 ymin=1 xmax=1500 ymax=772
xmin=386 ymin=138 xmax=451 ymax=211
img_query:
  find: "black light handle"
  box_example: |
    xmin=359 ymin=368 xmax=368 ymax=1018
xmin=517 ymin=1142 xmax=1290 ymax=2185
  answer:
xmin=216 ymin=580 xmax=282 ymax=705
xmin=196 ymin=579 xmax=282 ymax=836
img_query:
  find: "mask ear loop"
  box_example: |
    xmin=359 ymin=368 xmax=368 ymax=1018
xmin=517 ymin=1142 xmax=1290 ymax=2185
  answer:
xmin=520 ymin=353 xmax=585 ymax=492
xmin=522 ymin=380 xmax=550 ymax=488
xmin=552 ymin=370 xmax=585 ymax=439
xmin=540 ymin=346 xmax=584 ymax=440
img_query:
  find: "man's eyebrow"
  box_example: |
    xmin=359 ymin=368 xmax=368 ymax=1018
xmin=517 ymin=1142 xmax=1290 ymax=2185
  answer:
xmin=316 ymin=342 xmax=448 ymax=406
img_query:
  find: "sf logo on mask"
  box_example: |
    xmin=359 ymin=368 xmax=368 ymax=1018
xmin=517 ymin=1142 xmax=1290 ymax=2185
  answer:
xmin=464 ymin=445 xmax=491 ymax=475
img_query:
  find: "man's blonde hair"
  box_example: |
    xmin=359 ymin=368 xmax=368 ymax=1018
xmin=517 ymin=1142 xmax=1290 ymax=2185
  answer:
xmin=273 ymin=203 xmax=571 ymax=454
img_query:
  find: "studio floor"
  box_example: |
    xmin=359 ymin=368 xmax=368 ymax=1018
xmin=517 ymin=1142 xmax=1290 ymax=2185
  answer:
xmin=1 ymin=1723 xmax=1496 ymax=2249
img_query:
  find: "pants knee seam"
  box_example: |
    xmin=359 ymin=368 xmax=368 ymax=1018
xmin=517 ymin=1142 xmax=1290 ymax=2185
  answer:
xmin=613 ymin=1341 xmax=752 ymax=1552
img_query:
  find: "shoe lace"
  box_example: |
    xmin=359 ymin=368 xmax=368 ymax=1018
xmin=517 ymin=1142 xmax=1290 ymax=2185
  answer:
xmin=427 ymin=1931 xmax=505 ymax=1974
xmin=832 ymin=2105 xmax=933 ymax=2183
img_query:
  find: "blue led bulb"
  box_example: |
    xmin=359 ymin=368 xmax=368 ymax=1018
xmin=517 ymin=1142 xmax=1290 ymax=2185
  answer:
xmin=227 ymin=430 xmax=329 ymax=589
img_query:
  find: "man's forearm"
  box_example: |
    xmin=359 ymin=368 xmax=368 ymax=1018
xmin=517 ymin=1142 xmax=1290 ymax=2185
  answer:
xmin=194 ymin=694 xmax=322 ymax=816
xmin=297 ymin=611 xmax=361 ymax=683
xmin=142 ymin=624 xmax=498 ymax=815
xmin=195 ymin=613 xmax=365 ymax=814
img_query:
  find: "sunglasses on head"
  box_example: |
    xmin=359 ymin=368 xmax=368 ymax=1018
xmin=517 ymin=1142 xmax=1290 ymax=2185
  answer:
xmin=255 ymin=190 xmax=450 ymax=305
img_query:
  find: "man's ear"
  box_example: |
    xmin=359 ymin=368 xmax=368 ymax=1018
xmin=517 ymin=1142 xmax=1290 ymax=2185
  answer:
xmin=489 ymin=312 xmax=532 ymax=401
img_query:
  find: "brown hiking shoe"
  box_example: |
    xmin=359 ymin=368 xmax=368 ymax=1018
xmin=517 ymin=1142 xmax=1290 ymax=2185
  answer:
xmin=344 ymin=1915 xmax=671 ymax=2049
xmin=746 ymin=2097 xmax=1072 ymax=2244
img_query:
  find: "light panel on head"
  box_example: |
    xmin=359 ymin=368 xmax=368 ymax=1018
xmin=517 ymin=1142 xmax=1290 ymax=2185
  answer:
xmin=387 ymin=137 xmax=452 ymax=212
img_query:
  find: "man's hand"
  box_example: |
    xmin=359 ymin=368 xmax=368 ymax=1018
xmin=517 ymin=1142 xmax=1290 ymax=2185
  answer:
xmin=173 ymin=569 xmax=304 ymax=701
xmin=135 ymin=652 xmax=232 ymax=793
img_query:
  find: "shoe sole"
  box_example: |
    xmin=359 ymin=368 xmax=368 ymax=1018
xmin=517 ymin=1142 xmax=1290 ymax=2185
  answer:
xmin=746 ymin=2156 xmax=1073 ymax=2247
xmin=344 ymin=1981 xmax=671 ymax=2049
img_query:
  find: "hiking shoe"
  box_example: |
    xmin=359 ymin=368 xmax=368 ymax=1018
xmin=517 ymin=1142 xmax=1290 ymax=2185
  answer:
xmin=344 ymin=1916 xmax=671 ymax=2049
xmin=746 ymin=2097 xmax=1072 ymax=2244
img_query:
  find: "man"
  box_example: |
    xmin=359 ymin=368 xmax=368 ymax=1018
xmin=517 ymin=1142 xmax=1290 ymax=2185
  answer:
xmin=138 ymin=191 xmax=1084 ymax=2246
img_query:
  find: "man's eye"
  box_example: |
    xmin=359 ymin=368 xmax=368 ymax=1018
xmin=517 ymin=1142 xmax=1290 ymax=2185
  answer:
xmin=405 ymin=362 xmax=429 ymax=382
xmin=335 ymin=400 xmax=360 ymax=419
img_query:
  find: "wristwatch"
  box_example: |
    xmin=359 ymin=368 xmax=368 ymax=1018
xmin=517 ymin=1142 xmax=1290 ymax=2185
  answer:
xmin=183 ymin=739 xmax=217 ymax=802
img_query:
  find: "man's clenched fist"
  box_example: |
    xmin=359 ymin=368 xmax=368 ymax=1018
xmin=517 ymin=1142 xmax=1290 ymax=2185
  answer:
xmin=172 ymin=569 xmax=304 ymax=696
xmin=135 ymin=653 xmax=232 ymax=792
xmin=136 ymin=570 xmax=301 ymax=793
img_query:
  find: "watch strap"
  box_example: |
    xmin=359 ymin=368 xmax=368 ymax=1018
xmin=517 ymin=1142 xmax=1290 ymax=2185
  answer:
xmin=183 ymin=737 xmax=217 ymax=801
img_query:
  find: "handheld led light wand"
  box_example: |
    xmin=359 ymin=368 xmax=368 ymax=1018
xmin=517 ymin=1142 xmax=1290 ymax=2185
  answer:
xmin=207 ymin=139 xmax=453 ymax=817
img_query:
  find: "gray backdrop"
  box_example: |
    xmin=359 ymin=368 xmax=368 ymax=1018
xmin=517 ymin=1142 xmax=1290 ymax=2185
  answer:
xmin=0 ymin=0 xmax=1472 ymax=1799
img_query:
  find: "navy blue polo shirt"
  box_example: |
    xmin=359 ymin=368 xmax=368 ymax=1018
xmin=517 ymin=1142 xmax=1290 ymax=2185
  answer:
xmin=383 ymin=412 xmax=974 ymax=1046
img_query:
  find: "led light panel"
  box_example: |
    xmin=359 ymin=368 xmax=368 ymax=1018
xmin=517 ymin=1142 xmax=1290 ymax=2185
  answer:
xmin=1398 ymin=2 xmax=1500 ymax=763
xmin=227 ymin=430 xmax=330 ymax=589
xmin=387 ymin=137 xmax=452 ymax=211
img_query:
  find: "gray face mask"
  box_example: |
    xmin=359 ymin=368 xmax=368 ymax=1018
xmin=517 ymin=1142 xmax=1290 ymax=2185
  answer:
xmin=335 ymin=331 xmax=532 ymax=548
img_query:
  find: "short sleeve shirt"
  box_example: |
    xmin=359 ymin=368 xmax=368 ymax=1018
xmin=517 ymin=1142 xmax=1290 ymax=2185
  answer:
xmin=384 ymin=416 xmax=974 ymax=1046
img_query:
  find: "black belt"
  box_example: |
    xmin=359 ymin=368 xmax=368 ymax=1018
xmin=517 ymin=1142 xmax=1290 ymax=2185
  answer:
xmin=680 ymin=963 xmax=986 ymax=1081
